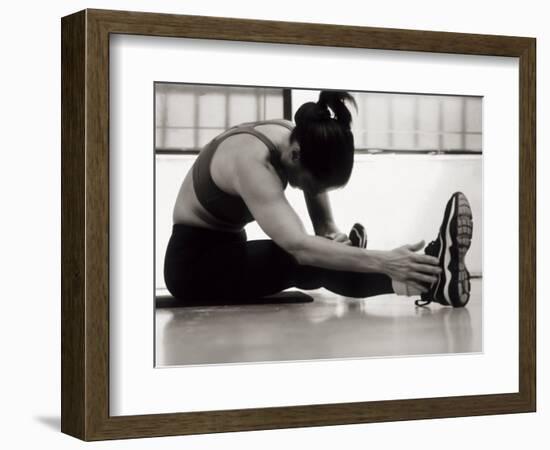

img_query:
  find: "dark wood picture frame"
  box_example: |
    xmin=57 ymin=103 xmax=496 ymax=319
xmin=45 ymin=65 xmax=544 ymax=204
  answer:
xmin=61 ymin=9 xmax=536 ymax=441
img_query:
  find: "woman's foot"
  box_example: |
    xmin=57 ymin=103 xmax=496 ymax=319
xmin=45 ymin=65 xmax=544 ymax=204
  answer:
xmin=415 ymin=192 xmax=473 ymax=307
xmin=349 ymin=222 xmax=367 ymax=248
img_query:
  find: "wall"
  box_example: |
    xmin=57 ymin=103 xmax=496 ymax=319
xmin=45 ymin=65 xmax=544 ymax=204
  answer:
xmin=1 ymin=1 xmax=546 ymax=450
xmin=155 ymin=154 xmax=482 ymax=289
xmin=155 ymin=88 xmax=483 ymax=290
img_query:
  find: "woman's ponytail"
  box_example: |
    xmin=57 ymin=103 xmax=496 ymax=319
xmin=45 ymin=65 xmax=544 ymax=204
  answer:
xmin=317 ymin=90 xmax=357 ymax=130
xmin=294 ymin=90 xmax=357 ymax=130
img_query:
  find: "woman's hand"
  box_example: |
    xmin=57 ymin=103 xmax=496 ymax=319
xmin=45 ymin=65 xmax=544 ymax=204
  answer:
xmin=380 ymin=240 xmax=442 ymax=288
xmin=324 ymin=230 xmax=352 ymax=246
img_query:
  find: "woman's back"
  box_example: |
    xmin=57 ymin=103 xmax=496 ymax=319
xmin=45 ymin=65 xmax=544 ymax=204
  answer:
xmin=172 ymin=119 xmax=294 ymax=231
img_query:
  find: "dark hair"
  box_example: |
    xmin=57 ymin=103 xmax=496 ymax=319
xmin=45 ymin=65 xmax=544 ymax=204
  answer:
xmin=290 ymin=90 xmax=357 ymax=189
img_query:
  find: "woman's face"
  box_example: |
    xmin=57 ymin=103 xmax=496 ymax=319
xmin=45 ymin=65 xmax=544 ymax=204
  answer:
xmin=282 ymin=139 xmax=330 ymax=195
xmin=286 ymin=163 xmax=329 ymax=195
xmin=297 ymin=171 xmax=328 ymax=195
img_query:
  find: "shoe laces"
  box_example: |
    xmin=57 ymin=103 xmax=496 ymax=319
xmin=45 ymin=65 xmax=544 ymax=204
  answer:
xmin=414 ymin=298 xmax=432 ymax=307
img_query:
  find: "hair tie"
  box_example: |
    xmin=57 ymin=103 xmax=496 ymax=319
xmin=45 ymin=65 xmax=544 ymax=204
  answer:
xmin=316 ymin=103 xmax=331 ymax=121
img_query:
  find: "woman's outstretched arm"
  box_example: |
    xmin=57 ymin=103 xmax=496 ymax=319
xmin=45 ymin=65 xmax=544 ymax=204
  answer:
xmin=304 ymin=191 xmax=351 ymax=245
xmin=233 ymin=150 xmax=441 ymax=287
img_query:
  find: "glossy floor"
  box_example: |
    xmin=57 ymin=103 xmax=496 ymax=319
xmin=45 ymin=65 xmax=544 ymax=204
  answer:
xmin=155 ymin=279 xmax=482 ymax=366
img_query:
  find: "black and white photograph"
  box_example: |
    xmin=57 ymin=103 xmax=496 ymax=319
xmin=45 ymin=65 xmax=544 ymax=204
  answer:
xmin=154 ymin=83 xmax=482 ymax=366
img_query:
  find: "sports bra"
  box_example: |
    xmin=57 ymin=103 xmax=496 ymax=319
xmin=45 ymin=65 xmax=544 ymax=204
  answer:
xmin=192 ymin=119 xmax=295 ymax=228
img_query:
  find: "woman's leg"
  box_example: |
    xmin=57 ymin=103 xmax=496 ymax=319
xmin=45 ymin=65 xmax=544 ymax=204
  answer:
xmin=189 ymin=238 xmax=394 ymax=303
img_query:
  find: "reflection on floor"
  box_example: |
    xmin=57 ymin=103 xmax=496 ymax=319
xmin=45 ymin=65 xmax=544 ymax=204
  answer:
xmin=155 ymin=279 xmax=482 ymax=366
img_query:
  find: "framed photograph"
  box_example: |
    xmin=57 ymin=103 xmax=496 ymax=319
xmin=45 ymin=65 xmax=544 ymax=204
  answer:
xmin=61 ymin=9 xmax=536 ymax=441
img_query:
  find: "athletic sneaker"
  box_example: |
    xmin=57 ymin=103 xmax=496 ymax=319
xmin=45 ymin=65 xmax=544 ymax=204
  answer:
xmin=349 ymin=222 xmax=367 ymax=249
xmin=415 ymin=192 xmax=473 ymax=308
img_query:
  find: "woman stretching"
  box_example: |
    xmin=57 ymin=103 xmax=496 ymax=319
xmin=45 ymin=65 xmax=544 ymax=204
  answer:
xmin=164 ymin=91 xmax=473 ymax=308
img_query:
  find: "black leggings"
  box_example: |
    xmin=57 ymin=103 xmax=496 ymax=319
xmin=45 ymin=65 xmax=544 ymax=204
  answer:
xmin=163 ymin=223 xmax=394 ymax=304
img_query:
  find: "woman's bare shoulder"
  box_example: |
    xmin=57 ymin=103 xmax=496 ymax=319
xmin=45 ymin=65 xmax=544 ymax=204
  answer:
xmin=232 ymin=136 xmax=285 ymax=188
xmin=232 ymin=132 xmax=272 ymax=161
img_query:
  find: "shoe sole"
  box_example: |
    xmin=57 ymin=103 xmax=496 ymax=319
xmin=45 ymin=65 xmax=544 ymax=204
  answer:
xmin=439 ymin=192 xmax=473 ymax=307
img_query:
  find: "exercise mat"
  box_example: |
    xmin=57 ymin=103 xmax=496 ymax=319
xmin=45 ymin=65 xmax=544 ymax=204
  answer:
xmin=155 ymin=290 xmax=314 ymax=308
